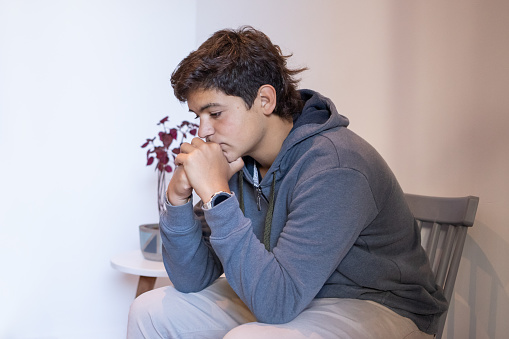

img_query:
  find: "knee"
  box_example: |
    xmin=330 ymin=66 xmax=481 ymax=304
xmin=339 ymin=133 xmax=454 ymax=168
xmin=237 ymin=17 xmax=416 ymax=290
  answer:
xmin=224 ymin=323 xmax=272 ymax=339
xmin=127 ymin=288 xmax=167 ymax=338
xmin=223 ymin=324 xmax=251 ymax=339
xmin=128 ymin=291 xmax=153 ymax=322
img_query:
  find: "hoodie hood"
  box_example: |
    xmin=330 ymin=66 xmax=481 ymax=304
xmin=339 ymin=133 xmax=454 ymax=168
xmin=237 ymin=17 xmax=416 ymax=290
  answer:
xmin=268 ymin=89 xmax=350 ymax=179
xmin=290 ymin=89 xmax=349 ymax=141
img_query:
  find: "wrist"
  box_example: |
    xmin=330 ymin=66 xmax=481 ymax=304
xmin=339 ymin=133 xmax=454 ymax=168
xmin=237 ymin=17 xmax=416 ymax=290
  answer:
xmin=167 ymin=190 xmax=192 ymax=206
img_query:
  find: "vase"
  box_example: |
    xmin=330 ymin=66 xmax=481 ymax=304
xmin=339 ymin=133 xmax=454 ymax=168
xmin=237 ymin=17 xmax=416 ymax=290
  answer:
xmin=139 ymin=223 xmax=163 ymax=261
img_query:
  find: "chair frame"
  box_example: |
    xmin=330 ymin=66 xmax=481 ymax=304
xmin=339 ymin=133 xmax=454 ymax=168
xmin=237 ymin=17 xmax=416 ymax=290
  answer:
xmin=405 ymin=193 xmax=479 ymax=339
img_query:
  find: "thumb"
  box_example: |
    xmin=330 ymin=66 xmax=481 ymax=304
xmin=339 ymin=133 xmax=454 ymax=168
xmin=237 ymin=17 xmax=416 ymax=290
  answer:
xmin=228 ymin=157 xmax=245 ymax=177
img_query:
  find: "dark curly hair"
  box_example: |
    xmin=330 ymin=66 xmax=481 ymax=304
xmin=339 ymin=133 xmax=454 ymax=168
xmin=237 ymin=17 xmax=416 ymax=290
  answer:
xmin=170 ymin=26 xmax=307 ymax=120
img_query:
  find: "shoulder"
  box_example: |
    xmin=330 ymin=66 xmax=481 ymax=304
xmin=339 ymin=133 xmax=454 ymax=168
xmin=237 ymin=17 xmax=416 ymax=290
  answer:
xmin=279 ymin=127 xmax=396 ymax=197
xmin=282 ymin=127 xmax=381 ymax=171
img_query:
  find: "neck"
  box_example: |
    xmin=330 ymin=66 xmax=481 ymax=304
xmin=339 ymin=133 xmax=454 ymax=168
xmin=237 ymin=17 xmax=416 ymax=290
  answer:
xmin=253 ymin=116 xmax=293 ymax=176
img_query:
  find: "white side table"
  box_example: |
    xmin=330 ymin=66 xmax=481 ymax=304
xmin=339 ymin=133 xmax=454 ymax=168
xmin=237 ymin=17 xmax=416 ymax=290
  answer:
xmin=111 ymin=250 xmax=167 ymax=297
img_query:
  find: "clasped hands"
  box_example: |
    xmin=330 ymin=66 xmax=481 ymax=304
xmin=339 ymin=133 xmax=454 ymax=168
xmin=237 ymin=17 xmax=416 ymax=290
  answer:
xmin=166 ymin=138 xmax=244 ymax=206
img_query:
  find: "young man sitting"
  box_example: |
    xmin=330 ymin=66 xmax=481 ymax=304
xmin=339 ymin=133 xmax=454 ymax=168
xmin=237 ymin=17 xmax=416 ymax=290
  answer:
xmin=127 ymin=26 xmax=447 ymax=339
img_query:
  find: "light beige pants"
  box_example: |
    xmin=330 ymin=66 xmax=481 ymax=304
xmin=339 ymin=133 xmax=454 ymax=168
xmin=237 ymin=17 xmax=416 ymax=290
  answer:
xmin=127 ymin=277 xmax=433 ymax=339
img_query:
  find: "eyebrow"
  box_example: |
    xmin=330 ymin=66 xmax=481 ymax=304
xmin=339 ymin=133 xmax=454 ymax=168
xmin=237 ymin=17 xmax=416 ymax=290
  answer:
xmin=189 ymin=102 xmax=223 ymax=114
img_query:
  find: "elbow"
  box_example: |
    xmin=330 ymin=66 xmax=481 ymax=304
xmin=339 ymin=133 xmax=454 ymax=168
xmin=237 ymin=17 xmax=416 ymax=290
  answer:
xmin=253 ymin=307 xmax=300 ymax=325
xmin=249 ymin=285 xmax=309 ymax=324
xmin=170 ymin=276 xmax=216 ymax=293
xmin=171 ymin=282 xmax=202 ymax=294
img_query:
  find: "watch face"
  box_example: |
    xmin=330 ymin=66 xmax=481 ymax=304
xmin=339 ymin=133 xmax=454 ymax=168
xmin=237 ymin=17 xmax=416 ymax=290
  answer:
xmin=203 ymin=191 xmax=231 ymax=210
xmin=212 ymin=192 xmax=231 ymax=207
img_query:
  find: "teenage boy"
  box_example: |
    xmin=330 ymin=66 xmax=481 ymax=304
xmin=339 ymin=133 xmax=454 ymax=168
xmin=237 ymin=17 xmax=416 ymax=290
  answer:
xmin=128 ymin=26 xmax=447 ymax=339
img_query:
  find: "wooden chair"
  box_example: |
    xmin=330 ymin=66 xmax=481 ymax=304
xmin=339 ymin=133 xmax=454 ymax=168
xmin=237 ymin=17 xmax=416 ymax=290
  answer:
xmin=405 ymin=193 xmax=480 ymax=339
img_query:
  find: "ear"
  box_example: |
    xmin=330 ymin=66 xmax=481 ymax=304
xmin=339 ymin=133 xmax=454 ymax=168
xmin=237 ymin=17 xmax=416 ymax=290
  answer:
xmin=257 ymin=85 xmax=277 ymax=116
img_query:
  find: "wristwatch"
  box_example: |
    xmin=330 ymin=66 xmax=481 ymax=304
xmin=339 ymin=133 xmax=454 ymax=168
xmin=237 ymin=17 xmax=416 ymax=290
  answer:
xmin=203 ymin=191 xmax=232 ymax=210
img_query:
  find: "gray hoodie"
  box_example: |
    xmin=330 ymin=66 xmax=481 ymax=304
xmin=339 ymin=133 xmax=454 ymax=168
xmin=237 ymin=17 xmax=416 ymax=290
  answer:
xmin=160 ymin=89 xmax=448 ymax=335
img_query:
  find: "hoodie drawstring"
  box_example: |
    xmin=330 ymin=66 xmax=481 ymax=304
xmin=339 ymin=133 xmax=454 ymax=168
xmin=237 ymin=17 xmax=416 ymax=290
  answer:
xmin=238 ymin=170 xmax=276 ymax=252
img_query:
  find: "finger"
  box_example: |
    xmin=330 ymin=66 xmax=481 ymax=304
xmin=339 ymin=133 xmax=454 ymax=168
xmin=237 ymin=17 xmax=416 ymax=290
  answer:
xmin=174 ymin=165 xmax=190 ymax=183
xmin=190 ymin=137 xmax=206 ymax=147
xmin=229 ymin=157 xmax=245 ymax=175
xmin=174 ymin=153 xmax=187 ymax=166
xmin=179 ymin=142 xmax=194 ymax=153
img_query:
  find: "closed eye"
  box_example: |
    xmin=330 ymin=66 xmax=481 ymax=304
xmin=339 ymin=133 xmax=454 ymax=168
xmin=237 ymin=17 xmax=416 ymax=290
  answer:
xmin=210 ymin=111 xmax=222 ymax=118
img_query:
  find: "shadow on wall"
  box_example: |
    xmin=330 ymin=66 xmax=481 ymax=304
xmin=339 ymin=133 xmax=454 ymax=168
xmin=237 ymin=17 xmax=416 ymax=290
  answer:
xmin=445 ymin=223 xmax=509 ymax=339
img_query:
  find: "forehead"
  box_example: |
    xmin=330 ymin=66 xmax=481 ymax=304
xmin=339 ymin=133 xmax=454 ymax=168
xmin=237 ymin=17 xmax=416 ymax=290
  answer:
xmin=187 ymin=88 xmax=248 ymax=113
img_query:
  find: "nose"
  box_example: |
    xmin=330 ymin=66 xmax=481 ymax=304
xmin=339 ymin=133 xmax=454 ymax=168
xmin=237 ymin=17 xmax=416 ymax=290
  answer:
xmin=197 ymin=119 xmax=214 ymax=139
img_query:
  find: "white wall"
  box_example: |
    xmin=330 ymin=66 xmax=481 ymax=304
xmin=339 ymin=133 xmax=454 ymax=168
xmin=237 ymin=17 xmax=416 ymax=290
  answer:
xmin=0 ymin=1 xmax=196 ymax=338
xmin=195 ymin=0 xmax=509 ymax=338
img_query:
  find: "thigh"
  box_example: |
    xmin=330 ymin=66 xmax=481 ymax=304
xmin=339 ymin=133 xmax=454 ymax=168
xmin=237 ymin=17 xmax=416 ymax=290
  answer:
xmin=127 ymin=277 xmax=256 ymax=339
xmin=224 ymin=298 xmax=433 ymax=339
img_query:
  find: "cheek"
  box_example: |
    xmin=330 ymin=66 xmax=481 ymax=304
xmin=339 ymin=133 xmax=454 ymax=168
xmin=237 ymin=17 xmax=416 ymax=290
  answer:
xmin=216 ymin=118 xmax=243 ymax=138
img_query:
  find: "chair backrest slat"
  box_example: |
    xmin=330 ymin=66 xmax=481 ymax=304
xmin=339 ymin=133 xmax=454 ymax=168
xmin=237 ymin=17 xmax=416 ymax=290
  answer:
xmin=443 ymin=226 xmax=468 ymax=302
xmin=435 ymin=224 xmax=456 ymax=287
xmin=405 ymin=193 xmax=479 ymax=339
xmin=426 ymin=222 xmax=441 ymax=272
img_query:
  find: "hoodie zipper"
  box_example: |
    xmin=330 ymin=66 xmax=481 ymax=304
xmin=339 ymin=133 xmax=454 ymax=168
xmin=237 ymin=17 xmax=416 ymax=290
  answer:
xmin=253 ymin=161 xmax=262 ymax=211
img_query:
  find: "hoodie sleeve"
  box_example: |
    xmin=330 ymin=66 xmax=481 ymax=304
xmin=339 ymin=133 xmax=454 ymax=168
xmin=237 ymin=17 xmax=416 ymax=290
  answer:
xmin=207 ymin=167 xmax=378 ymax=324
xmin=159 ymin=199 xmax=223 ymax=292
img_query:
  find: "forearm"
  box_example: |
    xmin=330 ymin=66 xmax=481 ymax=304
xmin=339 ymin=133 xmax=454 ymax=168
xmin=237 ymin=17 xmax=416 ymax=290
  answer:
xmin=207 ymin=197 xmax=316 ymax=323
xmin=160 ymin=199 xmax=222 ymax=292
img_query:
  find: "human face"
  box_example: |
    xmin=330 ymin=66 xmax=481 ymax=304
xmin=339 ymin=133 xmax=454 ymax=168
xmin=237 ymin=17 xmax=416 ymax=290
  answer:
xmin=187 ymin=89 xmax=266 ymax=163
